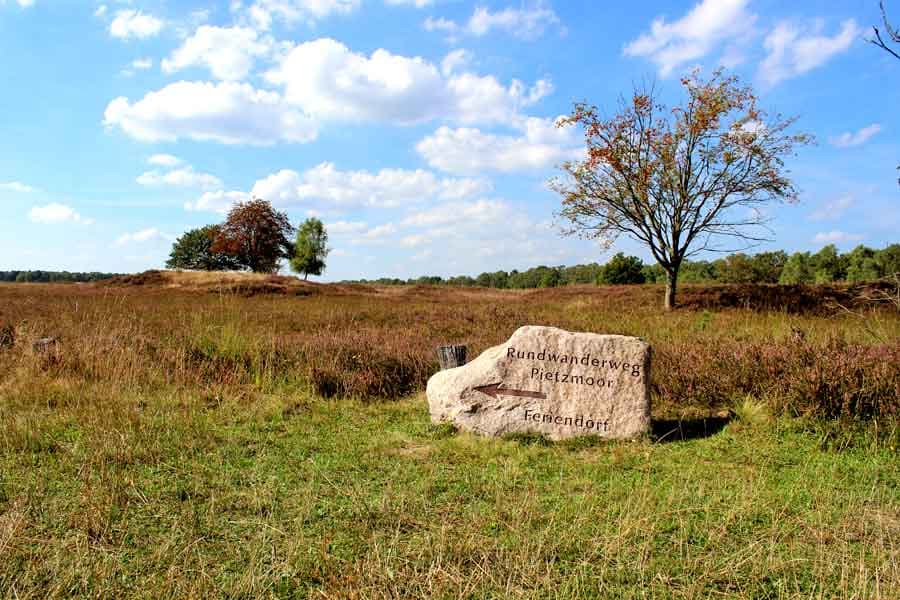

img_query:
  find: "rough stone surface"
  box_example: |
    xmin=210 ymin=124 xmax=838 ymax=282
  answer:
xmin=427 ymin=326 xmax=650 ymax=440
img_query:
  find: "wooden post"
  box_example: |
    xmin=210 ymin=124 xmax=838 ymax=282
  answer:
xmin=436 ymin=344 xmax=467 ymax=370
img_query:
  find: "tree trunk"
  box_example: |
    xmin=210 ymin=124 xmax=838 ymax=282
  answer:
xmin=664 ymin=270 xmax=678 ymax=311
xmin=304 ymin=273 xmax=308 ymax=281
xmin=436 ymin=345 xmax=467 ymax=370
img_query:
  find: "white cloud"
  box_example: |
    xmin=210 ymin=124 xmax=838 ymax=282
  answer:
xmin=810 ymin=195 xmax=854 ymax=220
xmin=400 ymin=199 xmax=512 ymax=228
xmin=104 ymin=81 xmax=318 ymax=145
xmin=28 ymin=203 xmax=93 ymax=225
xmin=466 ymin=3 xmax=561 ymax=40
xmin=385 ymin=0 xmax=432 ymax=7
xmin=441 ymin=49 xmax=471 ymax=77
xmin=813 ymin=230 xmax=863 ymax=244
xmin=265 ymin=38 xmax=551 ymax=126
xmin=3 ymin=0 xmax=35 ymax=8
xmin=147 ymin=154 xmax=182 ymax=167
xmin=829 ymin=123 xmax=882 ymax=148
xmin=424 ymin=2 xmax=562 ymax=40
xmin=136 ymin=166 xmax=222 ymax=190
xmin=185 ymin=190 xmax=250 ymax=213
xmin=162 ymin=26 xmax=277 ymax=81
xmin=114 ymin=228 xmax=168 ymax=246
xmin=132 ymin=57 xmax=153 ymax=70
xmin=416 ymin=116 xmax=581 ymax=175
xmin=0 ymin=181 xmax=37 ymax=193
xmin=327 ymin=220 xmax=368 ymax=235
xmin=109 ymin=10 xmax=165 ymax=40
xmin=121 ymin=57 xmax=154 ymax=76
xmin=623 ymin=0 xmax=756 ymax=77
xmin=235 ymin=0 xmax=360 ymax=30
xmin=249 ymin=162 xmax=491 ymax=209
xmin=759 ymin=19 xmax=861 ymax=86
xmin=423 ymin=17 xmax=457 ymax=34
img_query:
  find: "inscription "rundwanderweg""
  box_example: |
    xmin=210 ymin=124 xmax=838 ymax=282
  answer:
xmin=506 ymin=347 xmax=642 ymax=377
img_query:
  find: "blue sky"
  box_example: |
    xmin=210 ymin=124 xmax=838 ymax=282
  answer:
xmin=1 ymin=0 xmax=897 ymax=280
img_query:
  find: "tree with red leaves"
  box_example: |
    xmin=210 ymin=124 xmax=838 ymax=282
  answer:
xmin=551 ymin=70 xmax=812 ymax=310
xmin=212 ymin=198 xmax=295 ymax=273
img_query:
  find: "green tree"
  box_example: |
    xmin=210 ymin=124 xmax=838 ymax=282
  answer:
xmin=641 ymin=263 xmax=665 ymax=283
xmin=166 ymin=225 xmax=242 ymax=271
xmin=290 ymin=218 xmax=330 ymax=280
xmin=598 ymin=253 xmax=645 ymax=284
xmin=780 ymin=251 xmax=814 ymax=284
xmin=679 ymin=260 xmax=719 ymax=283
xmin=845 ymin=245 xmax=881 ymax=282
xmin=751 ymin=250 xmax=788 ymax=283
xmin=716 ymin=253 xmax=756 ymax=284
xmin=811 ymin=244 xmax=847 ymax=283
xmin=876 ymin=244 xmax=900 ymax=277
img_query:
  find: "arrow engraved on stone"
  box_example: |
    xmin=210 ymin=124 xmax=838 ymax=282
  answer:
xmin=473 ymin=383 xmax=547 ymax=400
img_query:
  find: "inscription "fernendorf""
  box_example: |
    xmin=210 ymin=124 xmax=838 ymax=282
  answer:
xmin=523 ymin=409 xmax=609 ymax=432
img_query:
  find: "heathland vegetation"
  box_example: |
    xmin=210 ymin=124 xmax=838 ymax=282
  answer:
xmin=0 ymin=275 xmax=897 ymax=597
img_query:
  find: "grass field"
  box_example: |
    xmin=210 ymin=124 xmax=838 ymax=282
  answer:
xmin=1 ymin=274 xmax=898 ymax=598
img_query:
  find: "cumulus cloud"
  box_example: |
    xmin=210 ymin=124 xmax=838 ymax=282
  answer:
xmin=440 ymin=48 xmax=472 ymax=77
xmin=813 ymin=230 xmax=864 ymax=244
xmin=416 ymin=116 xmax=581 ymax=175
xmin=162 ymin=26 xmax=278 ymax=81
xmin=113 ymin=228 xmax=168 ymax=246
xmin=28 ymin=203 xmax=93 ymax=225
xmin=400 ymin=199 xmax=512 ymax=228
xmin=810 ymin=195 xmax=854 ymax=220
xmin=234 ymin=0 xmax=360 ymax=30
xmin=136 ymin=166 xmax=222 ymax=190
xmin=623 ymin=0 xmax=755 ymax=77
xmin=249 ymin=162 xmax=491 ymax=209
xmin=424 ymin=2 xmax=562 ymax=41
xmin=103 ymin=81 xmax=318 ymax=145
xmin=121 ymin=57 xmax=154 ymax=76
xmin=385 ymin=0 xmax=432 ymax=7
xmin=265 ymin=38 xmax=551 ymax=126
xmin=185 ymin=190 xmax=251 ymax=213
xmin=759 ymin=19 xmax=861 ymax=86
xmin=147 ymin=154 xmax=182 ymax=167
xmin=829 ymin=123 xmax=882 ymax=148
xmin=0 ymin=181 xmax=37 ymax=193
xmin=109 ymin=10 xmax=165 ymax=39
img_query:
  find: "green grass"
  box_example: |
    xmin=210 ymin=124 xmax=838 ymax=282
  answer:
xmin=2 ymin=386 xmax=897 ymax=599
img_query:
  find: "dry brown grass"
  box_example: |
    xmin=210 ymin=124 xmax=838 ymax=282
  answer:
xmin=0 ymin=274 xmax=898 ymax=598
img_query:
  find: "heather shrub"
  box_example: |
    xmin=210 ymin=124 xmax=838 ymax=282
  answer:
xmin=653 ymin=338 xmax=900 ymax=419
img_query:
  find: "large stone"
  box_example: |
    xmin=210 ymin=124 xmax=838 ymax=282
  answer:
xmin=427 ymin=326 xmax=650 ymax=440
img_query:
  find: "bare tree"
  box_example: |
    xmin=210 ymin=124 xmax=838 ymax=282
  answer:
xmin=871 ymin=2 xmax=900 ymax=188
xmin=551 ymin=70 xmax=812 ymax=310
xmin=872 ymin=1 xmax=900 ymax=60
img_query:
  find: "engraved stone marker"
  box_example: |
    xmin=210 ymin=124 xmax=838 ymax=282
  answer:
xmin=426 ymin=326 xmax=650 ymax=440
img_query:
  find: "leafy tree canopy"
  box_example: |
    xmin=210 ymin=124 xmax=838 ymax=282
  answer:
xmin=165 ymin=225 xmax=242 ymax=271
xmin=212 ymin=198 xmax=295 ymax=273
xmin=290 ymin=218 xmax=330 ymax=280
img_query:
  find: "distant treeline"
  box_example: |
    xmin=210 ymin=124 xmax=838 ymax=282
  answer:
xmin=345 ymin=244 xmax=900 ymax=288
xmin=0 ymin=270 xmax=122 ymax=283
